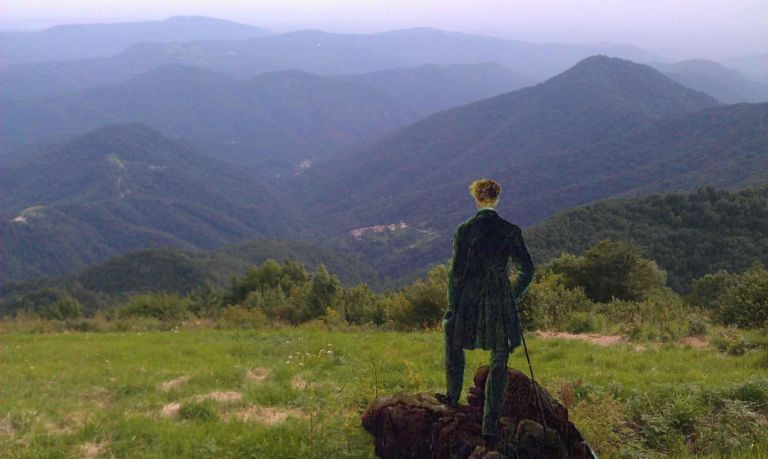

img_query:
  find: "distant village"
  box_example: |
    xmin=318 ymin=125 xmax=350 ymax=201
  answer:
xmin=350 ymin=221 xmax=408 ymax=239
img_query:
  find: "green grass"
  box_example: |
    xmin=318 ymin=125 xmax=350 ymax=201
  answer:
xmin=1 ymin=326 xmax=767 ymax=458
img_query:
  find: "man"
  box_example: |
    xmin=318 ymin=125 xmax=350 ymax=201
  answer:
xmin=440 ymin=178 xmax=535 ymax=446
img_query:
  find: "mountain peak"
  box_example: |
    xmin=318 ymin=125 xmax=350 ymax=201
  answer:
xmin=543 ymin=54 xmax=720 ymax=113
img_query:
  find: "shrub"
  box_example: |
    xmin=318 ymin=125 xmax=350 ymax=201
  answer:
xmin=687 ymin=270 xmax=738 ymax=311
xmin=517 ymin=273 xmax=595 ymax=330
xmin=569 ymin=392 xmax=641 ymax=457
xmin=717 ymin=263 xmax=768 ymax=328
xmin=116 ymin=292 xmax=191 ymax=321
xmin=565 ymin=312 xmax=599 ymax=334
xmin=389 ymin=264 xmax=448 ymax=329
xmin=549 ymin=239 xmax=667 ymax=302
xmin=335 ymin=284 xmax=388 ymax=325
xmin=218 ymin=305 xmax=268 ymax=329
xmin=696 ymin=400 xmax=768 ymax=455
xmin=686 ymin=313 xmax=709 ymax=336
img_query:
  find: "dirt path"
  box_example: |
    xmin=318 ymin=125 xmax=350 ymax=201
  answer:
xmin=535 ymin=331 xmax=709 ymax=349
xmin=535 ymin=331 xmax=625 ymax=346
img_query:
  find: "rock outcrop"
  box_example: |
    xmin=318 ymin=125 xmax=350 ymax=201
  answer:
xmin=362 ymin=366 xmax=596 ymax=459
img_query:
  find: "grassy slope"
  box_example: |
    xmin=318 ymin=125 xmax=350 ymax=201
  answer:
xmin=1 ymin=328 xmax=767 ymax=458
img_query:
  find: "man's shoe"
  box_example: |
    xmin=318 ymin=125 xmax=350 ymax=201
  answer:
xmin=483 ymin=433 xmax=500 ymax=450
xmin=434 ymin=392 xmax=458 ymax=408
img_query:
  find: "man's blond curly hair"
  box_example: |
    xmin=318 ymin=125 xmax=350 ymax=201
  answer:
xmin=469 ymin=178 xmax=501 ymax=205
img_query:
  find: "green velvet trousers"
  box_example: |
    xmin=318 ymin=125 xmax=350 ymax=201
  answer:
xmin=444 ymin=320 xmax=510 ymax=437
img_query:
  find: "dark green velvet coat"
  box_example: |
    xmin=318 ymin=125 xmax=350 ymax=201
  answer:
xmin=443 ymin=208 xmax=535 ymax=351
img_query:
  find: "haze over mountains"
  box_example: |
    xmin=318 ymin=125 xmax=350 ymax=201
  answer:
xmin=0 ymin=16 xmax=271 ymax=66
xmin=2 ymin=16 xmax=768 ymax=291
xmin=1 ymin=26 xmax=657 ymax=99
xmin=295 ymin=56 xmax=721 ymax=232
xmin=653 ymin=59 xmax=768 ymax=103
xmin=3 ymin=62 xmax=532 ymax=173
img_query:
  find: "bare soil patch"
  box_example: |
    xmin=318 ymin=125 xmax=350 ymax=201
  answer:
xmin=291 ymin=375 xmax=310 ymax=390
xmin=536 ymin=331 xmax=624 ymax=346
xmin=80 ymin=441 xmax=107 ymax=459
xmin=0 ymin=417 xmax=15 ymax=436
xmin=192 ymin=391 xmax=243 ymax=403
xmin=232 ymin=405 xmax=308 ymax=426
xmin=160 ymin=375 xmax=190 ymax=392
xmin=161 ymin=402 xmax=181 ymax=418
xmin=678 ymin=336 xmax=708 ymax=348
xmin=245 ymin=368 xmax=271 ymax=382
xmin=160 ymin=391 xmax=243 ymax=418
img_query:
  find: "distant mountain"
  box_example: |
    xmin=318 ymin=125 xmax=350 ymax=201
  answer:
xmin=1 ymin=27 xmax=658 ymax=99
xmin=3 ymin=65 xmax=419 ymax=171
xmin=339 ymin=62 xmax=536 ymax=117
xmin=0 ymin=239 xmax=382 ymax=316
xmin=726 ymin=53 xmax=768 ymax=85
xmin=0 ymin=16 xmax=271 ymax=66
xmin=0 ymin=124 xmax=306 ymax=284
xmin=525 ymin=186 xmax=768 ymax=292
xmin=294 ymin=56 xmax=721 ymax=236
xmin=558 ymin=102 xmax=768 ymax=197
xmin=653 ymin=59 xmax=768 ymax=103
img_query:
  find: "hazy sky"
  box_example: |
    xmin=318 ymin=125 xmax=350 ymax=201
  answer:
xmin=3 ymin=0 xmax=767 ymax=59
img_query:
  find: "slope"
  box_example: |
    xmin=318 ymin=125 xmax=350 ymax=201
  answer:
xmin=653 ymin=59 xmax=768 ymax=103
xmin=1 ymin=124 xmax=305 ymax=284
xmin=294 ymin=55 xmax=720 ymax=234
xmin=524 ymin=186 xmax=768 ymax=292
xmin=3 ymin=65 xmax=419 ymax=171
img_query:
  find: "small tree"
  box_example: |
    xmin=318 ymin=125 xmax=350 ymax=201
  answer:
xmin=117 ymin=292 xmax=191 ymax=321
xmin=336 ymin=284 xmax=388 ymax=325
xmin=303 ymin=264 xmax=340 ymax=321
xmin=687 ymin=270 xmax=738 ymax=311
xmin=390 ymin=264 xmax=449 ymax=329
xmin=551 ymin=240 xmax=667 ymax=302
xmin=718 ymin=263 xmax=768 ymax=328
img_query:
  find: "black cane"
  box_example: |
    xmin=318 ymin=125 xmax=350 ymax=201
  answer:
xmin=516 ymin=308 xmax=550 ymax=436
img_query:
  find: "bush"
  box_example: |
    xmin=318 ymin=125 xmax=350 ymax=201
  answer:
xmin=218 ymin=305 xmax=268 ymax=329
xmin=335 ymin=284 xmax=388 ymax=325
xmin=517 ymin=273 xmax=595 ymax=330
xmin=389 ymin=264 xmax=448 ymax=329
xmin=549 ymin=239 xmax=667 ymax=302
xmin=564 ymin=312 xmax=604 ymax=334
xmin=696 ymin=400 xmax=768 ymax=455
xmin=687 ymin=270 xmax=738 ymax=311
xmin=116 ymin=292 xmax=191 ymax=321
xmin=717 ymin=263 xmax=768 ymax=328
xmin=686 ymin=313 xmax=709 ymax=336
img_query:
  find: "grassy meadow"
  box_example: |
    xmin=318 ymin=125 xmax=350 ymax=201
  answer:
xmin=2 ymin=324 xmax=768 ymax=458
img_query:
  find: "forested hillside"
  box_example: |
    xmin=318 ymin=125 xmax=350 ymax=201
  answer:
xmin=337 ymin=62 xmax=535 ymax=117
xmin=294 ymin=55 xmax=720 ymax=234
xmin=0 ymin=239 xmax=380 ymax=316
xmin=1 ymin=125 xmax=306 ymax=284
xmin=3 ymin=65 xmax=419 ymax=170
xmin=525 ymin=186 xmax=768 ymax=291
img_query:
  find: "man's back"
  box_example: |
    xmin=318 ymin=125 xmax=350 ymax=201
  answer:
xmin=446 ymin=208 xmax=534 ymax=351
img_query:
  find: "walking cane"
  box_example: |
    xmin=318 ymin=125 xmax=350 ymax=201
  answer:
xmin=516 ymin=307 xmax=550 ymax=435
xmin=516 ymin=307 xmax=599 ymax=458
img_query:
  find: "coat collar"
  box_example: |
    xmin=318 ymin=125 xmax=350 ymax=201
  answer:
xmin=475 ymin=207 xmax=497 ymax=217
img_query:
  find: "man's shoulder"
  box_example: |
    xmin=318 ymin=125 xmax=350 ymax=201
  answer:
xmin=493 ymin=213 xmax=521 ymax=235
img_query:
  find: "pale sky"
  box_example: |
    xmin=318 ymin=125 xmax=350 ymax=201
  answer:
xmin=2 ymin=0 xmax=767 ymax=59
